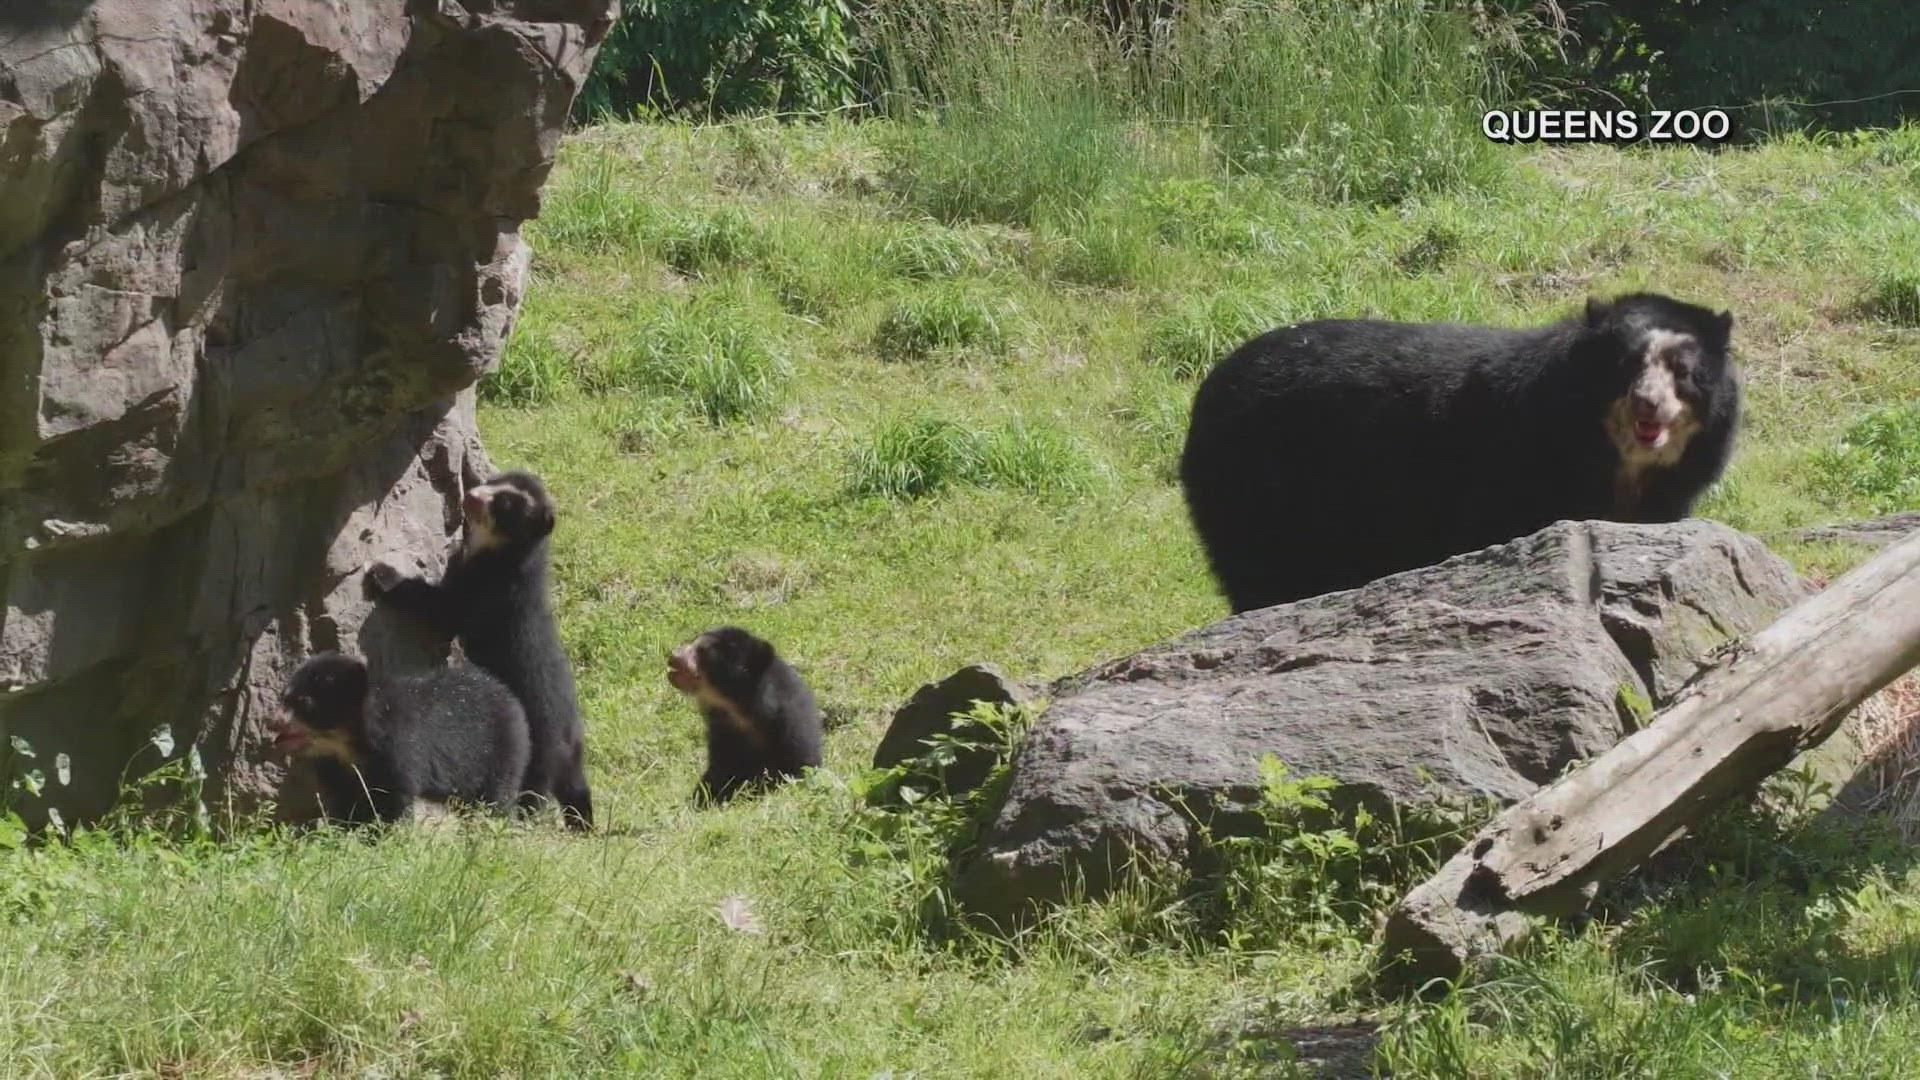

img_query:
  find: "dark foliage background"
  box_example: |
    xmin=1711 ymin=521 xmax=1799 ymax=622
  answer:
xmin=575 ymin=0 xmax=1920 ymax=138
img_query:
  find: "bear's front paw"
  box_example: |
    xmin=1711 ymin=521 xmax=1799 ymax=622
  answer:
xmin=364 ymin=558 xmax=410 ymax=595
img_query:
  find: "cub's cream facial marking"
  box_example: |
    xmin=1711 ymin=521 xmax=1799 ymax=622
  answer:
xmin=666 ymin=642 xmax=702 ymax=693
xmin=1606 ymin=328 xmax=1704 ymax=509
xmin=460 ymin=481 xmax=512 ymax=555
xmin=269 ymin=714 xmax=357 ymax=764
xmin=666 ymin=640 xmax=767 ymax=747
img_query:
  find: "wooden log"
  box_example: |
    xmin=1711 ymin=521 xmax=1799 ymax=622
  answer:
xmin=1378 ymin=525 xmax=1920 ymax=988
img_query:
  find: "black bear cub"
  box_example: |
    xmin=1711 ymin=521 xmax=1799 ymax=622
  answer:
xmin=667 ymin=626 xmax=824 ymax=805
xmin=272 ymin=653 xmax=530 ymax=825
xmin=368 ymin=471 xmax=593 ymax=829
xmin=1179 ymin=292 xmax=1741 ymax=613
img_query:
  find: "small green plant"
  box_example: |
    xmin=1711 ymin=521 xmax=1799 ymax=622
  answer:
xmin=848 ymin=700 xmax=1042 ymax=944
xmin=1396 ymin=223 xmax=1466 ymax=275
xmin=850 ymin=414 xmax=1095 ymax=499
xmin=872 ymin=287 xmax=1013 ymax=362
xmin=1141 ymin=292 xmax=1277 ymax=379
xmin=1860 ymin=269 xmax=1920 ymax=326
xmin=1616 ymin=681 xmax=1655 ymax=731
xmin=597 ymin=293 xmax=792 ymax=423
xmin=978 ymin=418 xmax=1096 ymax=496
xmin=1130 ymin=176 xmax=1284 ymax=257
xmin=1808 ymin=405 xmax=1920 ymax=515
xmin=1034 ymin=204 xmax=1162 ymax=288
xmin=657 ymin=206 xmax=768 ymax=277
xmin=530 ymin=149 xmax=655 ymax=253
xmin=880 ymin=222 xmax=997 ymax=280
xmin=0 ymin=736 xmax=52 ymax=848
xmin=1112 ymin=374 xmax=1192 ymax=481
xmin=97 ymin=725 xmax=213 ymax=840
xmin=866 ymin=699 xmax=1038 ymax=810
xmin=485 ymin=289 xmax=575 ymax=406
xmin=1137 ymin=177 xmax=1230 ymax=245
xmin=1186 ymin=756 xmax=1490 ymax=952
xmin=850 ymin=414 xmax=987 ymax=498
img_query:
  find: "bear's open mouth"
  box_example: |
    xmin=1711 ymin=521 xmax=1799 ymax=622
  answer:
xmin=1633 ymin=419 xmax=1669 ymax=448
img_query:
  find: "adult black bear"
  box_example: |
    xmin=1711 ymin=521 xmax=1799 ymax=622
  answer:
xmin=666 ymin=626 xmax=824 ymax=805
xmin=271 ymin=653 xmax=530 ymax=825
xmin=1179 ymin=293 xmax=1740 ymax=613
xmin=368 ymin=472 xmax=593 ymax=829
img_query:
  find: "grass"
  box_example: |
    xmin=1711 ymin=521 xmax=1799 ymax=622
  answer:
xmin=1810 ymin=405 xmax=1920 ymax=516
xmin=7 ymin=23 xmax=1920 ymax=1075
xmin=849 ymin=414 xmax=1096 ymax=500
xmin=873 ymin=287 xmax=1016 ymax=362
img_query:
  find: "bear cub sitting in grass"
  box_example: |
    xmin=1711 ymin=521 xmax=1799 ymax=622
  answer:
xmin=668 ymin=626 xmax=824 ymax=805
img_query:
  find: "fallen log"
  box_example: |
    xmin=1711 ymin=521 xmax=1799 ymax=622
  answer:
xmin=1378 ymin=524 xmax=1920 ymax=988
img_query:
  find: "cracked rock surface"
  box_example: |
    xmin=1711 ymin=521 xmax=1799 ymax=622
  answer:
xmin=957 ymin=520 xmax=1828 ymax=923
xmin=0 ymin=0 xmax=614 ymax=822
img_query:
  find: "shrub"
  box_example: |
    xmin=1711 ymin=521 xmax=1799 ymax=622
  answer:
xmin=875 ymin=0 xmax=1141 ymax=225
xmin=1155 ymin=0 xmax=1503 ymax=204
xmin=575 ymin=0 xmax=861 ymax=121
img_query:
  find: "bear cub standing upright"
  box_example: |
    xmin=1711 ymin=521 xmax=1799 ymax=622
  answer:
xmin=369 ymin=471 xmax=593 ymax=829
xmin=1179 ymin=292 xmax=1741 ymax=613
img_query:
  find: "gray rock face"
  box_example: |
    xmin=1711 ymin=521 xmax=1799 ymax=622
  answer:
xmin=956 ymin=520 xmax=1811 ymax=924
xmin=0 ymin=0 xmax=615 ymax=823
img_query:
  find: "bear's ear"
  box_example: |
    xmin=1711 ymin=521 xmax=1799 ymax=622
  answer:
xmin=341 ymin=658 xmax=371 ymax=703
xmin=1712 ymin=309 xmax=1734 ymax=343
xmin=1584 ymin=297 xmax=1611 ymax=328
xmin=526 ymin=500 xmax=555 ymax=541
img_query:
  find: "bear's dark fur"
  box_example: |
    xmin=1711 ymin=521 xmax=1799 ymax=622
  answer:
xmin=667 ymin=626 xmax=824 ymax=805
xmin=369 ymin=471 xmax=593 ymax=829
xmin=1179 ymin=293 xmax=1741 ymax=613
xmin=272 ymin=652 xmax=531 ymax=825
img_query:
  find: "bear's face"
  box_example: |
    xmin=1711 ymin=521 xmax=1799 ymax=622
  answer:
xmin=1585 ymin=294 xmax=1736 ymax=467
xmin=1613 ymin=327 xmax=1706 ymax=456
xmin=271 ymin=653 xmax=368 ymax=762
xmin=461 ymin=472 xmax=556 ymax=555
xmin=667 ymin=627 xmax=779 ymax=737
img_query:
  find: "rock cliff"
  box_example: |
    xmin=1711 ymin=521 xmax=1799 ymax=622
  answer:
xmin=0 ymin=0 xmax=615 ymax=822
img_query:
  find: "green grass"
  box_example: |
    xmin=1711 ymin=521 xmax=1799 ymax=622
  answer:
xmin=7 ymin=88 xmax=1920 ymax=1078
xmin=1810 ymin=405 xmax=1920 ymax=516
xmin=850 ymin=414 xmax=1096 ymax=499
xmin=873 ymin=287 xmax=1016 ymax=363
xmin=1154 ymin=0 xmax=1504 ymax=203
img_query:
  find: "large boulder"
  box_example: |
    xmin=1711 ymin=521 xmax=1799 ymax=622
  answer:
xmin=0 ymin=0 xmax=615 ymax=824
xmin=956 ymin=520 xmax=1820 ymax=924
